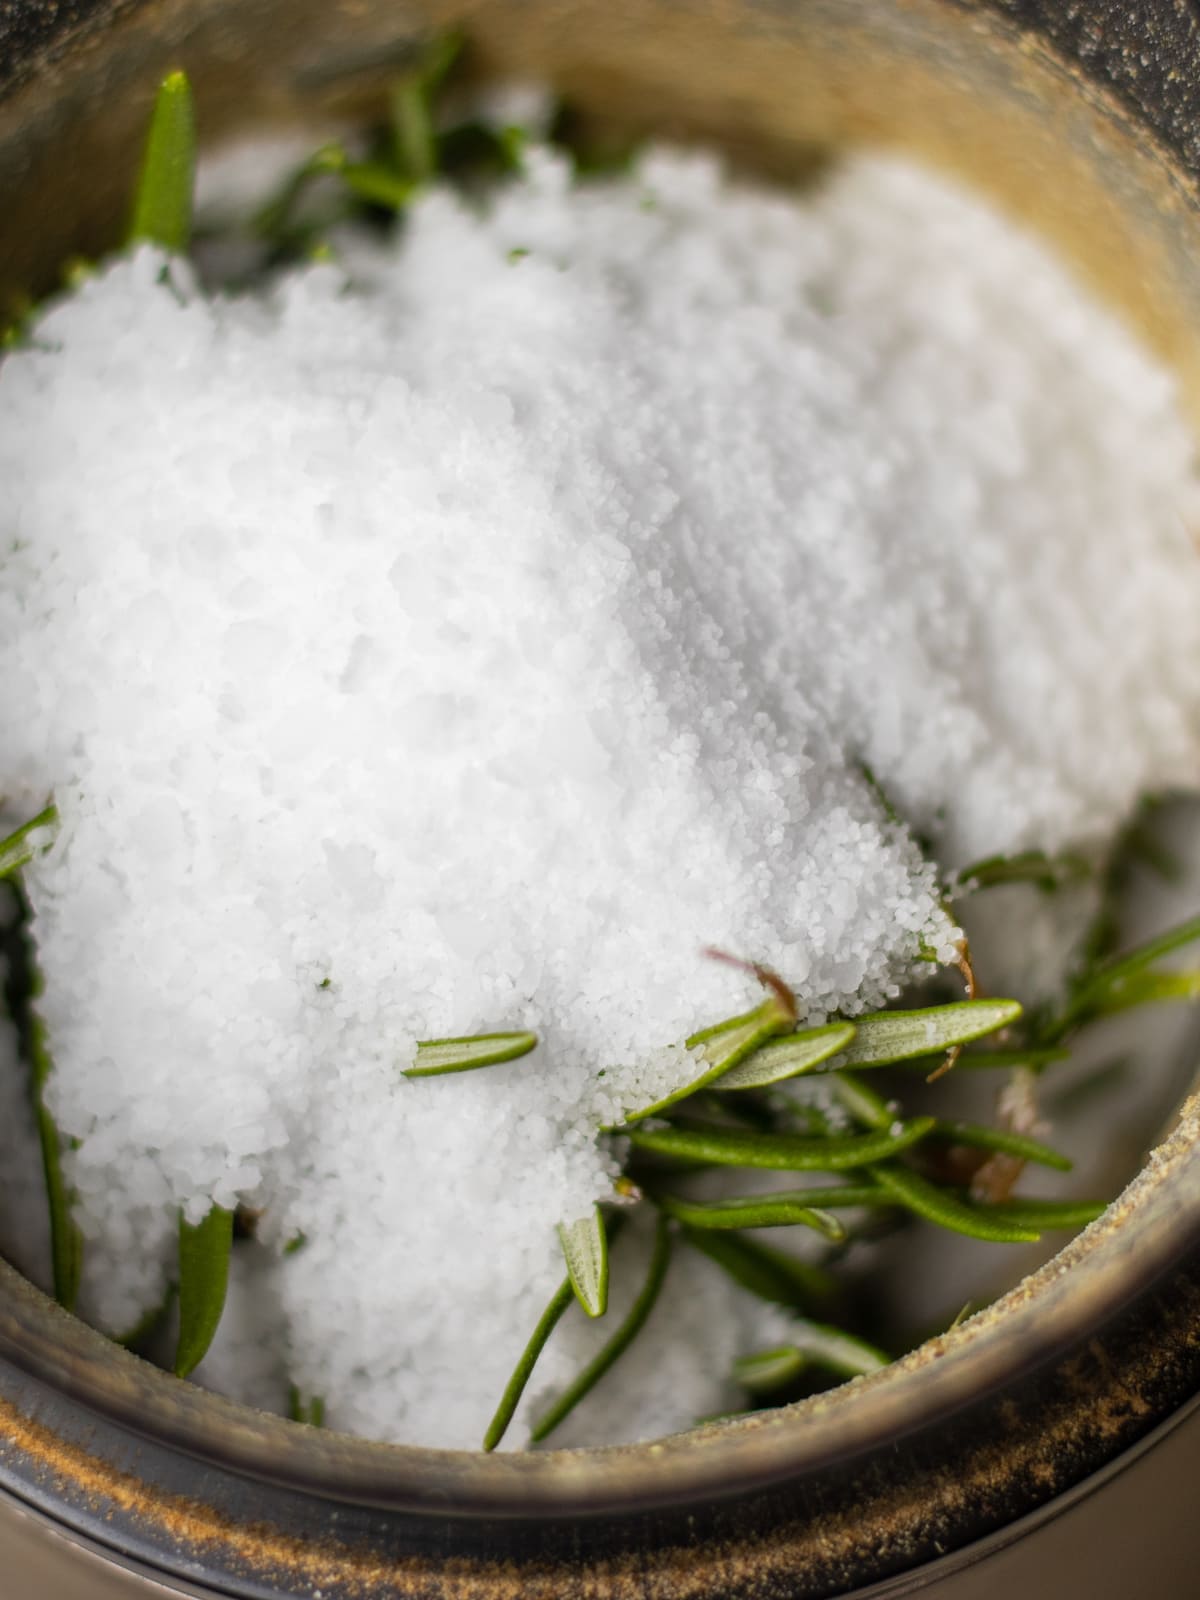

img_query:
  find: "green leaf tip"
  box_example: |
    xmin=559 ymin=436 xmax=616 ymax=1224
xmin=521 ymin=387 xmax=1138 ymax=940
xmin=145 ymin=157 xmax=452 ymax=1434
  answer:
xmin=832 ymin=998 xmax=1022 ymax=1070
xmin=734 ymin=1323 xmax=888 ymax=1391
xmin=482 ymin=1275 xmax=574 ymax=1451
xmin=404 ymin=1030 xmax=537 ymax=1077
xmin=0 ymin=803 xmax=59 ymax=880
xmin=531 ymin=1216 xmax=671 ymax=1445
xmin=621 ymin=991 xmax=795 ymax=1123
xmin=175 ymin=1202 xmax=233 ymax=1377
xmin=130 ymin=70 xmax=197 ymax=254
xmin=626 ymin=1115 xmax=936 ymax=1172
xmin=557 ymin=1207 xmax=609 ymax=1318
xmin=31 ymin=1015 xmax=83 ymax=1312
xmin=713 ymin=1020 xmax=857 ymax=1092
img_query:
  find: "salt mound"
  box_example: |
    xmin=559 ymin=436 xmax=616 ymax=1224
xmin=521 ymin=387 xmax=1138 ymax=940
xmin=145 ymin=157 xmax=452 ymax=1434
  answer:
xmin=1 ymin=144 xmax=1198 ymax=1446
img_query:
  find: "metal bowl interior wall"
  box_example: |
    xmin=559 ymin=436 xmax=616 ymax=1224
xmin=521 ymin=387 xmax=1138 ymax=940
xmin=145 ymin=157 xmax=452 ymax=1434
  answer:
xmin=1 ymin=2 xmax=1200 ymax=1596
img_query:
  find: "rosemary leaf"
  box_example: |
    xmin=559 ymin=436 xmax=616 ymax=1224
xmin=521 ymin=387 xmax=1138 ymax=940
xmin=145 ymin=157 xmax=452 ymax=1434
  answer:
xmin=557 ymin=1206 xmax=609 ymax=1318
xmin=954 ymin=849 xmax=1091 ymax=895
xmin=391 ymin=33 xmax=462 ymax=183
xmin=932 ymin=1119 xmax=1073 ymax=1172
xmin=531 ymin=1215 xmax=671 ymax=1445
xmin=175 ymin=1203 xmax=233 ymax=1377
xmin=0 ymin=804 xmax=58 ymax=879
xmin=833 ymin=999 xmax=1022 ymax=1069
xmin=829 ymin=1072 xmax=893 ymax=1130
xmin=404 ymin=1030 xmax=537 ymax=1077
xmin=129 ymin=71 xmax=197 ymax=253
xmin=621 ymin=995 xmax=793 ymax=1122
xmin=734 ymin=1322 xmax=888 ymax=1391
xmin=714 ymin=1021 xmax=856 ymax=1091
xmin=115 ymin=1284 xmax=176 ymax=1352
xmin=871 ymin=1165 xmax=1040 ymax=1243
xmin=732 ymin=1344 xmax=807 ymax=1391
xmin=482 ymin=1275 xmax=574 ymax=1451
xmin=626 ymin=1116 xmax=936 ymax=1171
xmin=984 ymin=1195 xmax=1107 ymax=1230
xmin=659 ymin=1192 xmax=847 ymax=1239
xmin=30 ymin=1017 xmax=83 ymax=1311
xmin=341 ymin=162 xmax=418 ymax=213
xmin=287 ymin=1384 xmax=326 ymax=1427
xmin=896 ymin=1046 xmax=1070 ymax=1072
xmin=1049 ymin=912 xmax=1200 ymax=1041
xmin=1065 ymin=967 xmax=1200 ymax=1021
xmin=683 ymin=1229 xmax=837 ymax=1311
xmin=253 ymin=144 xmax=348 ymax=244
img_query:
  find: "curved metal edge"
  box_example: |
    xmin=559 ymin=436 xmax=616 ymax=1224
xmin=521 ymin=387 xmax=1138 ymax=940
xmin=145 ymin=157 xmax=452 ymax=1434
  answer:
xmin=0 ymin=0 xmax=1196 ymax=1567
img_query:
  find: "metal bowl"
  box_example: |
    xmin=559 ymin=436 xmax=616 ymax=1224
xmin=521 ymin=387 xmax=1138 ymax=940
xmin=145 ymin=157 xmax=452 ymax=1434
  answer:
xmin=2 ymin=3 xmax=1200 ymax=1595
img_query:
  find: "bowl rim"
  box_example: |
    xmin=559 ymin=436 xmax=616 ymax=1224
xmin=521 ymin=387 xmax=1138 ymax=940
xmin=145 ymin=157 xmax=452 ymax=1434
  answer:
xmin=0 ymin=1093 xmax=1197 ymax=1520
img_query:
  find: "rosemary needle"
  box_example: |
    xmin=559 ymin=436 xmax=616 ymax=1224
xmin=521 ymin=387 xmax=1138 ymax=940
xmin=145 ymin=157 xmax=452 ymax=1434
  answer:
xmin=129 ymin=71 xmax=196 ymax=254
xmin=175 ymin=1203 xmax=233 ymax=1378
xmin=531 ymin=1215 xmax=672 ymax=1445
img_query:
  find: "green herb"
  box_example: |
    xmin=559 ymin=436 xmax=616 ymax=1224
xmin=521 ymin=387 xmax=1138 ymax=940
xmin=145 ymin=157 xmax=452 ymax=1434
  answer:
xmin=482 ymin=1274 xmax=575 ymax=1451
xmin=954 ymin=848 xmax=1091 ymax=894
xmin=557 ymin=1206 xmax=609 ymax=1318
xmin=391 ymin=34 xmax=462 ymax=184
xmin=930 ymin=1120 xmax=1072 ymax=1172
xmin=682 ymin=1228 xmax=838 ymax=1312
xmin=0 ymin=804 xmax=59 ymax=879
xmin=31 ymin=1016 xmax=83 ymax=1311
xmin=129 ymin=71 xmax=197 ymax=254
xmin=832 ymin=999 xmax=1022 ymax=1069
xmin=621 ymin=994 xmax=794 ymax=1121
xmin=734 ymin=1322 xmax=888 ymax=1391
xmin=1048 ymin=912 xmax=1200 ymax=1041
xmin=625 ymin=1115 xmax=937 ymax=1171
xmin=530 ymin=1216 xmax=672 ymax=1445
xmin=115 ymin=1285 xmax=176 ymax=1353
xmin=983 ymin=1195 xmax=1107 ymax=1230
xmin=712 ymin=1021 xmax=856 ymax=1090
xmin=658 ymin=1191 xmax=848 ymax=1238
xmin=175 ymin=1203 xmax=233 ymax=1377
xmin=404 ymin=1029 xmax=537 ymax=1077
xmin=870 ymin=1166 xmax=1040 ymax=1243
xmin=287 ymin=1384 xmax=326 ymax=1427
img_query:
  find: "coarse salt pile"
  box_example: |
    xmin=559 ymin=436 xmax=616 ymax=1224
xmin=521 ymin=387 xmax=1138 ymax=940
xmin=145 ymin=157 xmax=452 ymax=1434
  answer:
xmin=1 ymin=143 xmax=1200 ymax=1448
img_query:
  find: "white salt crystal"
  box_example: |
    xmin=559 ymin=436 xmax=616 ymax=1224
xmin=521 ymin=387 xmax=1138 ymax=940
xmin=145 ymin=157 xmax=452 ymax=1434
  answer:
xmin=1 ymin=140 xmax=1199 ymax=1447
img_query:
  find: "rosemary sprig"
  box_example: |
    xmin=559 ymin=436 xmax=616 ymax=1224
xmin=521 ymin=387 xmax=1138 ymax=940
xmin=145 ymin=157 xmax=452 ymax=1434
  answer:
xmin=557 ymin=1206 xmax=609 ymax=1318
xmin=530 ymin=1215 xmax=672 ymax=1446
xmin=0 ymin=804 xmax=58 ymax=879
xmin=658 ymin=1191 xmax=852 ymax=1237
xmin=984 ymin=1195 xmax=1107 ymax=1230
xmin=621 ymin=993 xmax=794 ymax=1121
xmin=734 ymin=1323 xmax=889 ymax=1392
xmin=129 ymin=72 xmax=196 ymax=254
xmin=953 ymin=849 xmax=1092 ymax=895
xmin=928 ymin=1120 xmax=1073 ymax=1172
xmin=832 ymin=999 xmax=1022 ymax=1070
xmin=391 ymin=34 xmax=462 ymax=184
xmin=287 ymin=1385 xmax=326 ymax=1427
xmin=175 ymin=1203 xmax=233 ymax=1377
xmin=624 ymin=1116 xmax=937 ymax=1171
xmin=404 ymin=1029 xmax=537 ymax=1077
xmin=712 ymin=1020 xmax=855 ymax=1090
xmin=30 ymin=1016 xmax=83 ymax=1310
xmin=682 ymin=1228 xmax=839 ymax=1312
xmin=1046 ymin=912 xmax=1200 ymax=1041
xmin=482 ymin=1274 xmax=575 ymax=1451
xmin=869 ymin=1166 xmax=1040 ymax=1243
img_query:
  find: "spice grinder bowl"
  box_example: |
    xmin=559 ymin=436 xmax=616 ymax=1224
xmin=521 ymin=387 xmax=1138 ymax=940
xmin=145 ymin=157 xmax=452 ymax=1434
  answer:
xmin=3 ymin=2 xmax=1200 ymax=1595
